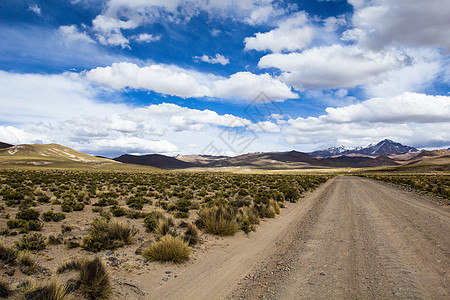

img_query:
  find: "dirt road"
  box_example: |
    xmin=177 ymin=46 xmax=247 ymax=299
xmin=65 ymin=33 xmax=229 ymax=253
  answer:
xmin=148 ymin=176 xmax=449 ymax=299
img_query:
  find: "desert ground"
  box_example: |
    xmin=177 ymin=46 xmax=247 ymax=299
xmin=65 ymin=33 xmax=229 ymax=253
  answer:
xmin=0 ymin=170 xmax=448 ymax=299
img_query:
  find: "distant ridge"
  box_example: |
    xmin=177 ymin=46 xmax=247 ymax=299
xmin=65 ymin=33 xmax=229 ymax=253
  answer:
xmin=113 ymin=154 xmax=195 ymax=169
xmin=0 ymin=142 xmax=13 ymax=149
xmin=310 ymin=139 xmax=418 ymax=157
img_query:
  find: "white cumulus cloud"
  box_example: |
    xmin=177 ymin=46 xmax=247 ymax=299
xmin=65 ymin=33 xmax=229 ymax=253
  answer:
xmin=194 ymin=54 xmax=229 ymax=65
xmin=244 ymin=12 xmax=314 ymax=53
xmin=259 ymin=45 xmax=405 ymax=90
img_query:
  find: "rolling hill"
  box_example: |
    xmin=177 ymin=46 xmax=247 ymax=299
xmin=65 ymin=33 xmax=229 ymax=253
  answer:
xmin=0 ymin=142 xmax=13 ymax=149
xmin=0 ymin=143 xmax=123 ymax=169
xmin=113 ymin=154 xmax=195 ymax=169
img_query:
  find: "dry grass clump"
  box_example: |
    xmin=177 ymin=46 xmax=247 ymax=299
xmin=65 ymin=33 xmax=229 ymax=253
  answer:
xmin=23 ymin=279 xmax=71 ymax=300
xmin=18 ymin=251 xmax=38 ymax=275
xmin=270 ymin=200 xmax=281 ymax=215
xmin=237 ymin=206 xmax=260 ymax=233
xmin=142 ymin=235 xmax=191 ymax=263
xmin=82 ymin=218 xmax=137 ymax=252
xmin=154 ymin=218 xmax=176 ymax=238
xmin=57 ymin=257 xmax=111 ymax=300
xmin=182 ymin=222 xmax=200 ymax=245
xmin=0 ymin=279 xmax=12 ymax=298
xmin=0 ymin=243 xmax=18 ymax=264
xmin=198 ymin=206 xmax=239 ymax=236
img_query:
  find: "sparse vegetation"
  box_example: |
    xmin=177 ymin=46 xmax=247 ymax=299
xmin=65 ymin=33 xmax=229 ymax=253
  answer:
xmin=142 ymin=235 xmax=191 ymax=263
xmin=360 ymin=173 xmax=450 ymax=200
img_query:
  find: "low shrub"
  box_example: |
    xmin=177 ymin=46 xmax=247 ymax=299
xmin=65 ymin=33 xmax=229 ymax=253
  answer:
xmin=173 ymin=211 xmax=189 ymax=219
xmin=197 ymin=206 xmax=239 ymax=236
xmin=110 ymin=205 xmax=127 ymax=217
xmin=143 ymin=210 xmax=166 ymax=232
xmin=7 ymin=219 xmax=43 ymax=232
xmin=16 ymin=208 xmax=40 ymax=221
xmin=82 ymin=218 xmax=137 ymax=252
xmin=142 ymin=235 xmax=191 ymax=263
xmin=42 ymin=211 xmax=66 ymax=222
xmin=15 ymin=233 xmax=46 ymax=250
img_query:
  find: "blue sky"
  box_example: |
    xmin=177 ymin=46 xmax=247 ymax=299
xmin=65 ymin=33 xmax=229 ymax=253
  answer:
xmin=0 ymin=0 xmax=449 ymax=157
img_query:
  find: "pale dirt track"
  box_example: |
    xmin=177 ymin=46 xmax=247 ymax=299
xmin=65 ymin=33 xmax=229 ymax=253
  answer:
xmin=148 ymin=176 xmax=449 ymax=299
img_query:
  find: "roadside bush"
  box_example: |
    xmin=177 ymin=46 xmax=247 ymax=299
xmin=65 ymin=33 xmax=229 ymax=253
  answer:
xmin=236 ymin=206 xmax=260 ymax=233
xmin=15 ymin=233 xmax=46 ymax=250
xmin=256 ymin=203 xmax=276 ymax=218
xmin=142 ymin=235 xmax=191 ymax=263
xmin=182 ymin=223 xmax=199 ymax=245
xmin=197 ymin=206 xmax=239 ymax=236
xmin=82 ymin=218 xmax=137 ymax=252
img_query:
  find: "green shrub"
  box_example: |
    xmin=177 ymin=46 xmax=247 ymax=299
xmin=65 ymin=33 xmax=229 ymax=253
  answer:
xmin=82 ymin=218 xmax=137 ymax=252
xmin=142 ymin=235 xmax=191 ymax=263
xmin=15 ymin=233 xmax=46 ymax=250
xmin=16 ymin=208 xmax=40 ymax=221
xmin=173 ymin=211 xmax=189 ymax=219
xmin=197 ymin=206 xmax=239 ymax=236
xmin=126 ymin=197 xmax=144 ymax=210
xmin=110 ymin=205 xmax=127 ymax=217
xmin=42 ymin=211 xmax=66 ymax=222
xmin=143 ymin=210 xmax=165 ymax=232
xmin=7 ymin=219 xmax=43 ymax=232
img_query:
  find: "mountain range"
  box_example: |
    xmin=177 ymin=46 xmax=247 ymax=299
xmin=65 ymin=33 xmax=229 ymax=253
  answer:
xmin=0 ymin=139 xmax=448 ymax=171
xmin=310 ymin=139 xmax=418 ymax=157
